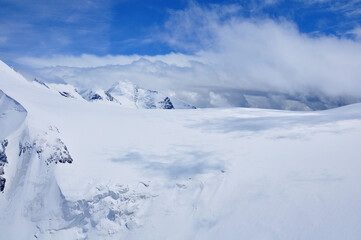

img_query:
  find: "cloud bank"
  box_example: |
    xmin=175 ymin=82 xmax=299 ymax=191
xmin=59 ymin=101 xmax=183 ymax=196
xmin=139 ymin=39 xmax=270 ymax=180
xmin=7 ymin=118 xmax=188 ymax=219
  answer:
xmin=17 ymin=3 xmax=361 ymax=108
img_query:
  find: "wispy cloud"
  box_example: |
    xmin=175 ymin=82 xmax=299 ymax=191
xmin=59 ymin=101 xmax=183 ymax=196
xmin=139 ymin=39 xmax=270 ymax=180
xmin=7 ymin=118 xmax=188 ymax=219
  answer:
xmin=0 ymin=0 xmax=113 ymax=59
xmin=160 ymin=2 xmax=242 ymax=52
xmin=347 ymin=26 xmax=361 ymax=40
xmin=19 ymin=3 xmax=361 ymax=107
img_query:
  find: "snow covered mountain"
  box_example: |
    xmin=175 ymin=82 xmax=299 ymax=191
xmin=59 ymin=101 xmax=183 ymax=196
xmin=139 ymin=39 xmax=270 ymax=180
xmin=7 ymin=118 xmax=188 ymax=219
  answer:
xmin=1 ymin=59 xmax=361 ymax=239
xmin=207 ymin=89 xmax=361 ymax=111
xmin=241 ymin=90 xmax=360 ymax=111
xmin=33 ymin=78 xmax=196 ymax=109
xmin=104 ymin=80 xmax=195 ymax=109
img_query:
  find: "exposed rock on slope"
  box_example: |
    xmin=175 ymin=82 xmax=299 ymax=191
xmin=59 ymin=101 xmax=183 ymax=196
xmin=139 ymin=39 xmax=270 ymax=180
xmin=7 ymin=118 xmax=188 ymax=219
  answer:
xmin=19 ymin=126 xmax=73 ymax=166
xmin=0 ymin=140 xmax=8 ymax=192
xmin=0 ymin=89 xmax=27 ymax=192
xmin=158 ymin=97 xmax=174 ymax=109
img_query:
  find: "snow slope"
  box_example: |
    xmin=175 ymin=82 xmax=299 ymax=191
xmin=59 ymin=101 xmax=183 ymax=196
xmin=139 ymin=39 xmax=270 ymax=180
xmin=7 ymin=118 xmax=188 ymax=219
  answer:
xmin=1 ymin=60 xmax=361 ymax=239
xmin=0 ymin=89 xmax=27 ymax=139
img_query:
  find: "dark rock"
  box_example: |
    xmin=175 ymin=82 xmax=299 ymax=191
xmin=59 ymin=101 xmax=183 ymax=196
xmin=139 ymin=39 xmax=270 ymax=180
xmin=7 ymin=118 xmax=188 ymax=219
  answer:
xmin=35 ymin=138 xmax=73 ymax=165
xmin=59 ymin=92 xmax=73 ymax=98
xmin=105 ymin=91 xmax=115 ymax=102
xmin=107 ymin=210 xmax=117 ymax=221
xmin=1 ymin=140 xmax=8 ymax=149
xmin=19 ymin=142 xmax=33 ymax=156
xmin=0 ymin=140 xmax=8 ymax=192
xmin=34 ymin=78 xmax=49 ymax=89
xmin=90 ymin=94 xmax=103 ymax=100
xmin=0 ymin=146 xmax=7 ymax=164
xmin=159 ymin=97 xmax=174 ymax=109
xmin=0 ymin=176 xmax=5 ymax=192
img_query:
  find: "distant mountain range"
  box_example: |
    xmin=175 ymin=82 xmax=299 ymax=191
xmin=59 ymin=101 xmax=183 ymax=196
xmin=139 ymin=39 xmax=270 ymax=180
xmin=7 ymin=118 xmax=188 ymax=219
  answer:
xmin=34 ymin=78 xmax=196 ymax=109
xmin=34 ymin=77 xmax=361 ymax=111
xmin=217 ymin=89 xmax=361 ymax=111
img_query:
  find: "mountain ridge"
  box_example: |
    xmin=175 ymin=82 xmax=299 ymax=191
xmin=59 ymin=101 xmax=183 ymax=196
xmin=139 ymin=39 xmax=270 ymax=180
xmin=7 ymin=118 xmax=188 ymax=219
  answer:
xmin=33 ymin=78 xmax=197 ymax=109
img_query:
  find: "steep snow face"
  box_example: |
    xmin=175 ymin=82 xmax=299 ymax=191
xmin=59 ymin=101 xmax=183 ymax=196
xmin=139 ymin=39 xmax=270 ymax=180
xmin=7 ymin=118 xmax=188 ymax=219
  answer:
xmin=1 ymin=125 xmax=73 ymax=238
xmin=168 ymin=96 xmax=196 ymax=109
xmin=1 ymin=60 xmax=361 ymax=240
xmin=33 ymin=78 xmax=85 ymax=101
xmin=106 ymin=80 xmax=195 ymax=109
xmin=47 ymin=83 xmax=85 ymax=100
xmin=0 ymin=89 xmax=27 ymax=192
xmin=0 ymin=61 xmax=74 ymax=236
xmin=0 ymin=89 xmax=27 ymax=139
xmin=106 ymin=79 xmax=138 ymax=107
xmin=80 ymin=88 xmax=113 ymax=102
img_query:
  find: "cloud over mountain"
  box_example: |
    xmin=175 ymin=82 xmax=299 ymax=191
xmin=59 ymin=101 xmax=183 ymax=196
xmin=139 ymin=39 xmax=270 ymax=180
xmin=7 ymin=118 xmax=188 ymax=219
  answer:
xmin=15 ymin=3 xmax=361 ymax=108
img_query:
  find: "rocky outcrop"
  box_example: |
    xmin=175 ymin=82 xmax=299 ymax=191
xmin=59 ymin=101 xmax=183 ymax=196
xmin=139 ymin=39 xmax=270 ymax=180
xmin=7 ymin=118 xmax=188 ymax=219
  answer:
xmin=0 ymin=89 xmax=27 ymax=193
xmin=34 ymin=78 xmax=50 ymax=89
xmin=19 ymin=126 xmax=73 ymax=165
xmin=59 ymin=91 xmax=74 ymax=98
xmin=35 ymin=137 xmax=73 ymax=165
xmin=0 ymin=139 xmax=8 ymax=192
xmin=80 ymin=89 xmax=112 ymax=102
xmin=158 ymin=97 xmax=174 ymax=109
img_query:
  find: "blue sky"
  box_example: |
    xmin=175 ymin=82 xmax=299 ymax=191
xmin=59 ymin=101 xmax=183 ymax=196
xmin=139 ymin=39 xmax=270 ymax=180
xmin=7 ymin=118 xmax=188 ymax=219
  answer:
xmin=1 ymin=0 xmax=361 ymax=108
xmin=0 ymin=0 xmax=361 ymax=66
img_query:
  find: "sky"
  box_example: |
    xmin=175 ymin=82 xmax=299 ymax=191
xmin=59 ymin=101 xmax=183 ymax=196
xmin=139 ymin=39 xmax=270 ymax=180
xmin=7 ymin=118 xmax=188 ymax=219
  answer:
xmin=0 ymin=0 xmax=361 ymax=107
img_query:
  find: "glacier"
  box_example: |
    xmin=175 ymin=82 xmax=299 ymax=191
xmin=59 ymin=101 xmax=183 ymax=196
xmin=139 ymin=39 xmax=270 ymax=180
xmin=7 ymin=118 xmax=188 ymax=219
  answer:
xmin=0 ymin=59 xmax=361 ymax=239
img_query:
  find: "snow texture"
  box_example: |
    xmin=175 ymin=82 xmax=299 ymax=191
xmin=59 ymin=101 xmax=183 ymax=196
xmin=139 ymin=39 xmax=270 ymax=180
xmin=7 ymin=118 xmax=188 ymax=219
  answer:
xmin=0 ymin=59 xmax=361 ymax=239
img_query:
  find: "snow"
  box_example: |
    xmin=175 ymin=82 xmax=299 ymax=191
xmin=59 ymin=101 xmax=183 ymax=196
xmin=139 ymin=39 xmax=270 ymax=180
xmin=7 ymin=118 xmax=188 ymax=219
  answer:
xmin=46 ymin=83 xmax=85 ymax=101
xmin=33 ymin=77 xmax=196 ymax=109
xmin=0 ymin=59 xmax=361 ymax=239
xmin=0 ymin=89 xmax=27 ymax=139
xmin=105 ymin=79 xmax=195 ymax=109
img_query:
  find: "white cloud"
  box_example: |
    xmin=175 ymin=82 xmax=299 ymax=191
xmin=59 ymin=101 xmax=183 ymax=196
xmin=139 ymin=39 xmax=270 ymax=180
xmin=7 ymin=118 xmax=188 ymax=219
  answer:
xmin=16 ymin=53 xmax=199 ymax=68
xmin=209 ymin=92 xmax=232 ymax=107
xmin=16 ymin=4 xmax=361 ymax=107
xmin=264 ymin=0 xmax=279 ymax=5
xmin=347 ymin=26 xmax=361 ymax=40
